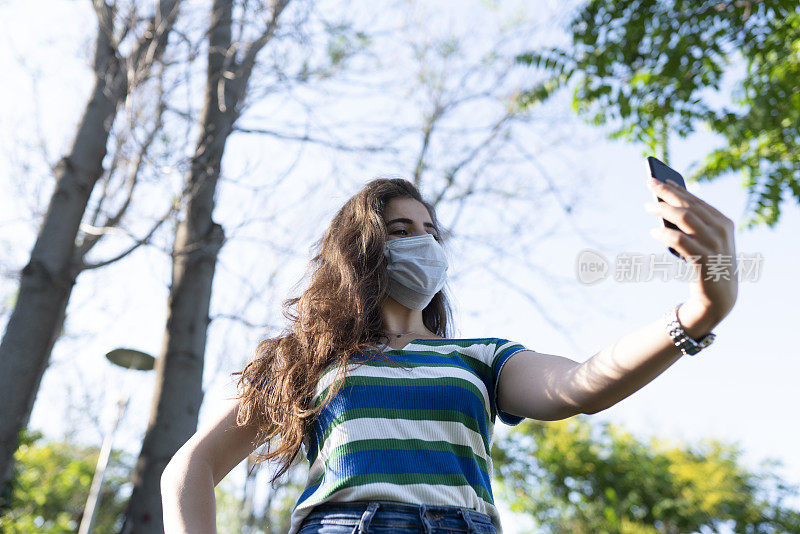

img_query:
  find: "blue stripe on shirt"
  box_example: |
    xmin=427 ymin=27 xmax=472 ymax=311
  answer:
xmin=326 ymin=447 xmax=493 ymax=496
xmin=312 ymin=383 xmax=488 ymax=439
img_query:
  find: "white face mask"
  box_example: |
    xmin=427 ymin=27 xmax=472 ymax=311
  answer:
xmin=383 ymin=234 xmax=448 ymax=310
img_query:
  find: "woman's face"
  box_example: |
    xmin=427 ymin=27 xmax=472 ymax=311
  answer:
xmin=383 ymin=197 xmax=440 ymax=242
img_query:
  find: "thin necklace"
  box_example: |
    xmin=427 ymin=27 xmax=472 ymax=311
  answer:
xmin=384 ymin=330 xmax=426 ymax=338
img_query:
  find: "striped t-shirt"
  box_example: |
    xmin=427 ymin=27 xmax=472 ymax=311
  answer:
xmin=286 ymin=337 xmax=530 ymax=534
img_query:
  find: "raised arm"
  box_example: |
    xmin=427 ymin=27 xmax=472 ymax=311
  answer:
xmin=498 ymin=300 xmax=721 ymax=420
xmin=161 ymin=399 xmax=267 ymax=534
xmin=498 ymin=175 xmax=738 ymax=421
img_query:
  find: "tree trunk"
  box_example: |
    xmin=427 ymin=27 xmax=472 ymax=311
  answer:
xmin=120 ymin=1 xmax=235 ymax=531
xmin=0 ymin=1 xmax=182 ymax=494
xmin=0 ymin=40 xmax=123 ymax=492
xmin=119 ymin=214 xmax=225 ymax=534
xmin=122 ymin=0 xmax=291 ymax=527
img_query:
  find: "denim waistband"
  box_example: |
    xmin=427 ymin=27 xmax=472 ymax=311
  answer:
xmin=301 ymin=500 xmax=496 ymax=533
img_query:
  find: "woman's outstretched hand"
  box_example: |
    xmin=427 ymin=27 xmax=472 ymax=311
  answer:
xmin=645 ymin=176 xmax=738 ymax=328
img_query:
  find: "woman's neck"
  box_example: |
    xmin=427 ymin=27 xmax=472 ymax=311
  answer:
xmin=380 ymin=295 xmax=429 ymax=337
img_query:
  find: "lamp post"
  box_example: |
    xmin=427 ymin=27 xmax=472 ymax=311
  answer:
xmin=77 ymin=348 xmax=155 ymax=534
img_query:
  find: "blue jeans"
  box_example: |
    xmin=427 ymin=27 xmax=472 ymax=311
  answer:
xmin=297 ymin=500 xmax=498 ymax=533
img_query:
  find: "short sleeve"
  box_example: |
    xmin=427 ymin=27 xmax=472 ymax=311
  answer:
xmin=490 ymin=338 xmax=529 ymax=426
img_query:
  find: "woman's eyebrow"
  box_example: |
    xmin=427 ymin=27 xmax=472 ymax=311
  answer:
xmin=386 ymin=217 xmax=437 ymax=230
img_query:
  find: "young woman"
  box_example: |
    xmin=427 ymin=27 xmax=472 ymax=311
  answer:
xmin=161 ymin=178 xmax=738 ymax=533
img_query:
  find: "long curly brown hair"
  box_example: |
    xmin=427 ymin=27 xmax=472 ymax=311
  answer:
xmin=231 ymin=178 xmax=452 ymax=481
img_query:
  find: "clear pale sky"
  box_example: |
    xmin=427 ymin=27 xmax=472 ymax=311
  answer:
xmin=1 ymin=1 xmax=798 ymax=531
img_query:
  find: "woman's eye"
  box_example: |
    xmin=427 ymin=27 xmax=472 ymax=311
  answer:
xmin=389 ymin=229 xmax=439 ymax=240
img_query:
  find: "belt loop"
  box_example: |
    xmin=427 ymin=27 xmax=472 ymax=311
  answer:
xmin=459 ymin=508 xmax=478 ymax=533
xmin=418 ymin=504 xmax=433 ymax=533
xmin=354 ymin=502 xmax=380 ymax=533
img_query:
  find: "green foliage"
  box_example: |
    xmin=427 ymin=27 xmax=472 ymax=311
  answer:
xmin=214 ymin=462 xmax=305 ymax=534
xmin=492 ymin=417 xmax=800 ymax=533
xmin=517 ymin=1 xmax=800 ymax=227
xmin=323 ymin=22 xmax=372 ymax=75
xmin=267 ymin=474 xmax=305 ymax=534
xmin=0 ymin=429 xmax=304 ymax=534
xmin=215 ymin=479 xmax=248 ymax=534
xmin=0 ymin=429 xmax=131 ymax=533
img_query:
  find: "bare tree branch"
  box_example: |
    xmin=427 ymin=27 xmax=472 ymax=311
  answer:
xmin=482 ymin=263 xmax=583 ymax=353
xmin=209 ymin=313 xmax=278 ymax=330
xmin=509 ymin=135 xmax=610 ymax=250
xmin=91 ymin=0 xmax=118 ymax=52
xmin=77 ymin=71 xmax=169 ymax=259
xmin=84 ymin=126 xmax=128 ymax=230
xmin=232 ymin=125 xmax=392 ymax=152
xmin=412 ymin=102 xmax=444 ymax=188
xmin=431 ymin=114 xmax=513 ymax=207
xmin=126 ymin=0 xmax=183 ymax=88
xmin=78 ymin=203 xmax=177 ymax=271
xmin=237 ymin=0 xmax=291 ymax=85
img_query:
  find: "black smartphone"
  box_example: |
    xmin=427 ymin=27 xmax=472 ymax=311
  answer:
xmin=647 ymin=156 xmax=687 ymax=260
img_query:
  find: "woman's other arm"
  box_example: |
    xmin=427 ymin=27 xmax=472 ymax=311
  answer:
xmin=160 ymin=399 xmax=266 ymax=534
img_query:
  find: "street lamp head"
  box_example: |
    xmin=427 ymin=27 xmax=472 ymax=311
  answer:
xmin=105 ymin=348 xmax=155 ymax=371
